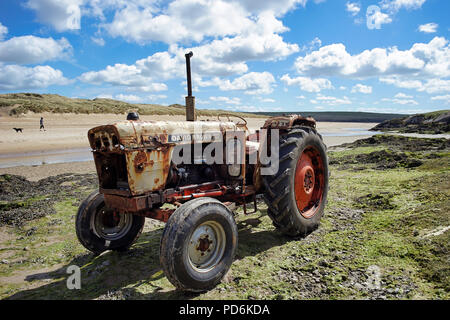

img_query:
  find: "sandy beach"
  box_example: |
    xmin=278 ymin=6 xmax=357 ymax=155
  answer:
xmin=0 ymin=112 xmax=378 ymax=180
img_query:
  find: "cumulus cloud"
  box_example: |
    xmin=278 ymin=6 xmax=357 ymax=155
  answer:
xmin=418 ymin=23 xmax=438 ymax=33
xmin=235 ymin=0 xmax=308 ymax=16
xmin=105 ymin=0 xmax=254 ymax=44
xmin=25 ymin=0 xmax=83 ymax=32
xmin=0 ymin=22 xmax=7 ymax=40
xmin=280 ymin=74 xmax=334 ymax=92
xmin=351 ymin=84 xmax=372 ymax=94
xmin=292 ymin=37 xmax=450 ymax=88
xmin=218 ymin=72 xmax=276 ymax=95
xmin=177 ymin=28 xmax=299 ymax=76
xmin=0 ymin=36 xmax=72 ymax=64
xmin=366 ymin=8 xmax=392 ymax=28
xmin=0 ymin=64 xmax=70 ymax=90
xmin=103 ymin=4 xmax=298 ymax=75
xmin=79 ymin=51 xmax=180 ymax=92
xmin=346 ymin=2 xmax=360 ymax=16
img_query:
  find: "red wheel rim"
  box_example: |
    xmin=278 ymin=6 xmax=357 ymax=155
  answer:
xmin=294 ymin=146 xmax=325 ymax=218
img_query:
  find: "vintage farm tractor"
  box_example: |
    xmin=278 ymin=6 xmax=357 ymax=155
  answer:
xmin=76 ymin=52 xmax=329 ymax=291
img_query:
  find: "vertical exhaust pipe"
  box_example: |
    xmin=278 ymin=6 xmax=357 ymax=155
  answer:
xmin=185 ymin=51 xmax=196 ymax=121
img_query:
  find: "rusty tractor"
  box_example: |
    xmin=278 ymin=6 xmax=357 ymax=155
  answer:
xmin=76 ymin=52 xmax=329 ymax=292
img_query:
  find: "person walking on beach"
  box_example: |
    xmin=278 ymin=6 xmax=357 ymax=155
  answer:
xmin=40 ymin=117 xmax=45 ymax=131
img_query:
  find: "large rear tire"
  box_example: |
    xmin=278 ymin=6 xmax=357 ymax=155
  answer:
xmin=160 ymin=197 xmax=238 ymax=292
xmin=262 ymin=126 xmax=329 ymax=236
xmin=75 ymin=191 xmax=145 ymax=255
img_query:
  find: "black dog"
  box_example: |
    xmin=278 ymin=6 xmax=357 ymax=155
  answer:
xmin=13 ymin=128 xmax=23 ymax=133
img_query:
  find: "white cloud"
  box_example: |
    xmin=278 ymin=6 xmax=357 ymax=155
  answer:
xmin=281 ymin=74 xmax=334 ymax=92
xmin=96 ymin=94 xmax=114 ymax=99
xmin=258 ymin=97 xmax=276 ymax=103
xmin=96 ymin=93 xmax=168 ymax=103
xmin=293 ymin=37 xmax=450 ymax=81
xmin=91 ymin=37 xmax=105 ymax=46
xmin=100 ymin=0 xmax=314 ymax=44
xmin=0 ymin=36 xmax=72 ymax=64
xmin=346 ymin=2 xmax=360 ymax=16
xmin=380 ymin=77 xmax=450 ymax=94
xmin=147 ymin=94 xmax=168 ymax=101
xmin=235 ymin=0 xmax=308 ymax=16
xmin=0 ymin=22 xmax=7 ymax=40
xmin=105 ymin=0 xmax=254 ymax=44
xmin=81 ymin=12 xmax=299 ymax=86
xmin=299 ymin=37 xmax=322 ymax=52
xmin=366 ymin=9 xmax=392 ymax=29
xmin=351 ymin=83 xmax=372 ymax=94
xmin=79 ymin=51 xmax=180 ymax=91
xmin=311 ymin=94 xmax=351 ymax=105
xmin=394 ymin=92 xmax=413 ymax=99
xmin=430 ymin=94 xmax=450 ymax=104
xmin=100 ymin=0 xmax=299 ymax=77
xmin=25 ymin=0 xmax=83 ymax=32
xmin=209 ymin=96 xmax=241 ymax=105
xmin=176 ymin=22 xmax=299 ymax=77
xmin=218 ymin=72 xmax=276 ymax=95
xmin=381 ymin=97 xmax=419 ymax=105
xmin=418 ymin=23 xmax=438 ymax=34
xmin=0 ymin=64 xmax=69 ymax=90
xmin=221 ymin=104 xmax=282 ymax=113
xmin=115 ymin=93 xmax=143 ymax=103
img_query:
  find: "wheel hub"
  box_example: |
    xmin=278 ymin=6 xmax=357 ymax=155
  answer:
xmin=294 ymin=146 xmax=324 ymax=219
xmin=303 ymin=168 xmax=315 ymax=193
xmin=188 ymin=221 xmax=226 ymax=272
xmin=93 ymin=208 xmax=132 ymax=241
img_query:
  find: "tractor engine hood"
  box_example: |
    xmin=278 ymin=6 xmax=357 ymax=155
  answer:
xmin=88 ymin=120 xmax=240 ymax=152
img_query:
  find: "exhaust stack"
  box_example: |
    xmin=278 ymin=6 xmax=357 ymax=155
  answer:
xmin=185 ymin=51 xmax=196 ymax=121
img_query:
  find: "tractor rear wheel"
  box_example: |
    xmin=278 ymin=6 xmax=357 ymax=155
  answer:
xmin=159 ymin=197 xmax=238 ymax=292
xmin=262 ymin=126 xmax=329 ymax=236
xmin=76 ymin=191 xmax=145 ymax=255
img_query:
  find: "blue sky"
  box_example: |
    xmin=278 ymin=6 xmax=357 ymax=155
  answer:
xmin=0 ymin=0 xmax=449 ymax=114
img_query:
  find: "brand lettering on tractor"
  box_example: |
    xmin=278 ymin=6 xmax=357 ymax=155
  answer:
xmin=169 ymin=132 xmax=222 ymax=143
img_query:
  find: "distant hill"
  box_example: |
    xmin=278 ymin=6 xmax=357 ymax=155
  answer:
xmin=370 ymin=110 xmax=450 ymax=134
xmin=1 ymin=93 xmax=416 ymax=124
xmin=0 ymin=93 xmax=265 ymax=118
xmin=250 ymin=111 xmax=404 ymax=123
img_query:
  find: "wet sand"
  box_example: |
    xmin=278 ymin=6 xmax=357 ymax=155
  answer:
xmin=0 ymin=112 xmax=378 ymax=180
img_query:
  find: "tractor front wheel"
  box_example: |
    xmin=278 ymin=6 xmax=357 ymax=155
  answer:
xmin=159 ymin=197 xmax=238 ymax=292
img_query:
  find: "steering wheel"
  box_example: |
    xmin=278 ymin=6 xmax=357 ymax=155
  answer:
xmin=217 ymin=113 xmax=248 ymax=127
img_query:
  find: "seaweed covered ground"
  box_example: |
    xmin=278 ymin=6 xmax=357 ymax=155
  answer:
xmin=0 ymin=134 xmax=448 ymax=300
